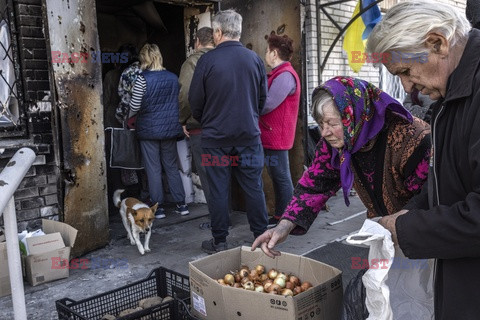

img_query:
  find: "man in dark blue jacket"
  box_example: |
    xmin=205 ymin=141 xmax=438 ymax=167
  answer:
xmin=189 ymin=9 xmax=268 ymax=253
xmin=368 ymin=2 xmax=480 ymax=318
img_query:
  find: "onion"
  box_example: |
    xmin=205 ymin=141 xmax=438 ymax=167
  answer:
xmin=268 ymin=268 xmax=278 ymax=279
xmin=249 ymin=269 xmax=259 ymax=281
xmin=301 ymin=281 xmax=313 ymax=291
xmin=274 ymin=277 xmax=286 ymax=288
xmin=293 ymin=286 xmax=303 ymax=295
xmin=255 ymin=264 xmax=265 ymax=275
xmin=234 ymin=273 xmax=242 ymax=283
xmin=224 ymin=274 xmax=235 ymax=286
xmin=285 ymin=281 xmax=294 ymax=290
xmin=259 ymin=274 xmax=269 ymax=282
xmin=241 ymin=277 xmax=250 ymax=285
xmin=239 ymin=268 xmax=250 ymax=278
xmin=233 ymin=282 xmax=242 ymax=288
xmin=243 ymin=281 xmax=255 ymax=291
xmin=276 ymin=273 xmax=287 ymax=281
xmin=263 ymin=280 xmax=273 ymax=291
xmin=288 ymin=275 xmax=300 ymax=286
xmin=254 ymin=284 xmax=265 ymax=293
xmin=281 ymin=288 xmax=294 ymax=296
xmin=266 ymin=283 xmax=280 ymax=294
xmin=217 ymin=279 xmax=226 ymax=285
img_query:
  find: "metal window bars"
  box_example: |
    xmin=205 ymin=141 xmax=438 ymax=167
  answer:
xmin=0 ymin=0 xmax=26 ymax=137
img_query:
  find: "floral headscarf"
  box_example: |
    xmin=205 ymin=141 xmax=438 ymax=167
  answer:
xmin=313 ymin=76 xmax=412 ymax=206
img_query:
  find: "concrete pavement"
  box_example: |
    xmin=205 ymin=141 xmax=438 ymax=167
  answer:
xmin=0 ymin=192 xmax=366 ymax=319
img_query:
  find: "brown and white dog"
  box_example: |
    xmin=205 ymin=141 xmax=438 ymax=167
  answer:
xmin=113 ymin=189 xmax=158 ymax=255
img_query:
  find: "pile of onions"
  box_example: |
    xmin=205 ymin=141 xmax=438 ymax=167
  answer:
xmin=216 ymin=265 xmax=313 ymax=296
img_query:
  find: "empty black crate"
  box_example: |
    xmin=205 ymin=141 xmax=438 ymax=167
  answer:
xmin=56 ymin=267 xmax=197 ymax=320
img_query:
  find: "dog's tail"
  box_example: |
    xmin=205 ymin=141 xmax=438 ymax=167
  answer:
xmin=113 ymin=189 xmax=125 ymax=208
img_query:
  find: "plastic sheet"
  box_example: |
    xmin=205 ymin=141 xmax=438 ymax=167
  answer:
xmin=342 ymin=268 xmax=369 ymax=320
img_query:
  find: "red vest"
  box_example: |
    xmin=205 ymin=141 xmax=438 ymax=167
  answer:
xmin=260 ymin=62 xmax=301 ymax=150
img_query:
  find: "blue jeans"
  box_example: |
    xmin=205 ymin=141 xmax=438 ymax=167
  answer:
xmin=264 ymin=149 xmax=294 ymax=217
xmin=139 ymin=138 xmax=185 ymax=205
xmin=203 ymin=144 xmax=268 ymax=242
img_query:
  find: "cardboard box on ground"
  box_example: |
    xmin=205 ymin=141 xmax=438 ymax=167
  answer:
xmin=23 ymin=219 xmax=78 ymax=286
xmin=1 ymin=220 xmax=78 ymax=296
xmin=189 ymin=246 xmax=343 ymax=320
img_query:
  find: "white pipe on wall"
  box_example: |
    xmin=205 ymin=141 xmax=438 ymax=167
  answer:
xmin=0 ymin=148 xmax=36 ymax=215
xmin=0 ymin=147 xmax=36 ymax=320
xmin=3 ymin=197 xmax=27 ymax=320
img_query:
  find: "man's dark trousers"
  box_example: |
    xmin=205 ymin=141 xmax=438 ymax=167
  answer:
xmin=203 ymin=144 xmax=268 ymax=243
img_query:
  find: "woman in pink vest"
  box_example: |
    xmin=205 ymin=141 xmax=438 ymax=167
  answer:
xmin=261 ymin=33 xmax=301 ymax=227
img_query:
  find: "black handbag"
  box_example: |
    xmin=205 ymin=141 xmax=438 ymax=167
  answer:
xmin=105 ymin=127 xmax=144 ymax=170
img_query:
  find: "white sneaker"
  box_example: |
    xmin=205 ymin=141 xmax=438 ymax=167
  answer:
xmin=155 ymin=208 xmax=166 ymax=219
xmin=175 ymin=204 xmax=189 ymax=216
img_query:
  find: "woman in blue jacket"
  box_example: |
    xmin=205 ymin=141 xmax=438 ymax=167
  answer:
xmin=129 ymin=43 xmax=188 ymax=218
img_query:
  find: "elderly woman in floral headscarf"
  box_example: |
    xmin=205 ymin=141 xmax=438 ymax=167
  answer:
xmin=252 ymin=76 xmax=430 ymax=257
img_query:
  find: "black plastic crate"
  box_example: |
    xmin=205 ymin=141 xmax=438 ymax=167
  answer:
xmin=56 ymin=267 xmax=198 ymax=320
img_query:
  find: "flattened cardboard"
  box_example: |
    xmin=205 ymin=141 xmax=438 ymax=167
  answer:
xmin=189 ymin=246 xmax=343 ymax=320
xmin=0 ymin=242 xmax=11 ymax=297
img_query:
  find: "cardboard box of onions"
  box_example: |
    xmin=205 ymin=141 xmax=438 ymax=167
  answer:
xmin=189 ymin=246 xmax=342 ymax=320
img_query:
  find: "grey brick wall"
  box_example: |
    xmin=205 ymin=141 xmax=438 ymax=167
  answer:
xmin=15 ymin=0 xmax=50 ymax=102
xmin=0 ymin=143 xmax=59 ymax=232
xmin=0 ymin=0 xmax=59 ymax=232
xmin=303 ymin=0 xmax=382 ymax=112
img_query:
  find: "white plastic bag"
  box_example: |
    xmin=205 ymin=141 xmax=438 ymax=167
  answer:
xmin=177 ymin=139 xmax=195 ymax=203
xmin=18 ymin=229 xmax=46 ymax=256
xmin=346 ymin=219 xmax=434 ymax=320
xmin=387 ymin=248 xmax=434 ymax=320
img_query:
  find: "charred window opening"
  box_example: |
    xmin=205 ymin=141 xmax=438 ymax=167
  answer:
xmin=96 ymin=0 xmax=216 ymax=216
xmin=96 ymin=0 xmax=215 ymax=81
xmin=0 ymin=0 xmax=26 ymax=138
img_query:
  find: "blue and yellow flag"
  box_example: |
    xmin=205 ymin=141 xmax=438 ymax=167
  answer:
xmin=343 ymin=0 xmax=382 ymax=73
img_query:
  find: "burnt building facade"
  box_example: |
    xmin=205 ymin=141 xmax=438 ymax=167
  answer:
xmin=0 ymin=0 xmax=305 ymax=256
xmin=0 ymin=0 xmax=59 ymax=232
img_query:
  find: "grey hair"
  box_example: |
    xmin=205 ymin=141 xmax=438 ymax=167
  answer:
xmin=212 ymin=9 xmax=242 ymax=39
xmin=196 ymin=27 xmax=214 ymax=46
xmin=311 ymin=90 xmax=339 ymax=123
xmin=367 ymin=0 xmax=471 ymax=57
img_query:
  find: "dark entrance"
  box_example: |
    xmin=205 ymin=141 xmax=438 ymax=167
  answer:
xmin=95 ymin=0 xmax=216 ymax=215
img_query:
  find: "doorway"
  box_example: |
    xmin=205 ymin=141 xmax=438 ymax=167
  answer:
xmin=95 ymin=0 xmax=215 ymax=77
xmin=95 ymin=0 xmax=215 ymax=216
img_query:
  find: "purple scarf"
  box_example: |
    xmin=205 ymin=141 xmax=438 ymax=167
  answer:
xmin=314 ymin=76 xmax=412 ymax=206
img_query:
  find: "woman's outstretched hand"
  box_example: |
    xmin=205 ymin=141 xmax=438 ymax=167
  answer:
xmin=251 ymin=220 xmax=296 ymax=258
